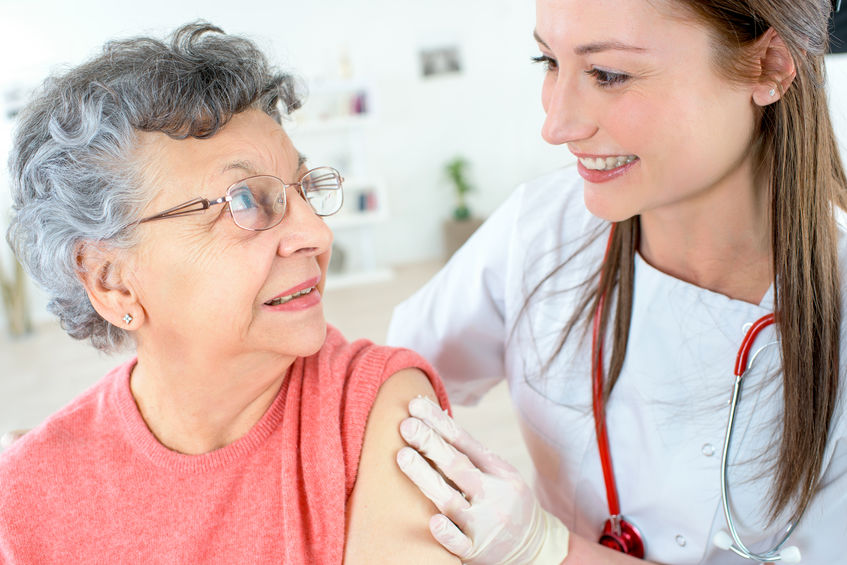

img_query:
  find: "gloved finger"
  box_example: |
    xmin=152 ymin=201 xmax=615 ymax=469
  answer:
xmin=429 ymin=513 xmax=474 ymax=560
xmin=400 ymin=417 xmax=487 ymax=499
xmin=397 ymin=446 xmax=471 ymax=517
xmin=409 ymin=396 xmax=517 ymax=479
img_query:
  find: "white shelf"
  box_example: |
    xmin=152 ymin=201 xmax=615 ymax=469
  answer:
xmin=326 ymin=268 xmax=394 ymax=289
xmin=328 ymin=176 xmax=388 ymax=229
xmin=327 ymin=209 xmax=387 ymax=229
xmin=294 ymin=78 xmax=387 ymax=290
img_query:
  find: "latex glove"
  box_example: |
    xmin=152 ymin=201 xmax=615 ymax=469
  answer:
xmin=396 ymin=396 xmax=569 ymax=565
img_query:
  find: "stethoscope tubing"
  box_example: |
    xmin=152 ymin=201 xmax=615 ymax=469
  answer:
xmin=719 ymin=314 xmax=798 ymax=562
xmin=592 ymin=224 xmax=645 ymax=557
xmin=592 ymin=287 xmax=621 ymax=518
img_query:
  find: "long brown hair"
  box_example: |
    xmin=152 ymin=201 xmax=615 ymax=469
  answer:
xmin=532 ymin=0 xmax=847 ymax=523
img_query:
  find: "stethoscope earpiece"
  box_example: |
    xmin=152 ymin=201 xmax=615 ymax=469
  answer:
xmin=713 ymin=531 xmax=802 ymax=563
xmin=779 ymin=546 xmax=802 ymax=563
xmin=712 ymin=530 xmax=734 ymax=550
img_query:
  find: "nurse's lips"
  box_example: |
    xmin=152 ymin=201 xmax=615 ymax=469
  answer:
xmin=573 ymin=152 xmax=640 ymax=183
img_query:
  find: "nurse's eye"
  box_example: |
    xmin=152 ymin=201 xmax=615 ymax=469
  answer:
xmin=531 ymin=54 xmax=558 ymax=73
xmin=586 ymin=67 xmax=630 ymax=88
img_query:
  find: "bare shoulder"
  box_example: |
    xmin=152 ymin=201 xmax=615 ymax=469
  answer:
xmin=344 ymin=368 xmax=460 ymax=564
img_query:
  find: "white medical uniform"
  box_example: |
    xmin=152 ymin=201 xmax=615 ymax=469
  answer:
xmin=387 ymin=166 xmax=847 ymax=564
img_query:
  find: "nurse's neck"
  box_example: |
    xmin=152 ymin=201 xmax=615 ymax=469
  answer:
xmin=637 ymin=176 xmax=771 ymax=305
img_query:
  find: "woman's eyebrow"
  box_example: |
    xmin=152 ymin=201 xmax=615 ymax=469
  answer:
xmin=533 ymin=30 xmax=551 ymax=49
xmin=573 ymin=41 xmax=648 ymax=55
xmin=219 ymin=152 xmax=306 ymax=176
xmin=533 ymin=30 xmax=648 ymax=56
xmin=221 ymin=160 xmax=259 ymax=176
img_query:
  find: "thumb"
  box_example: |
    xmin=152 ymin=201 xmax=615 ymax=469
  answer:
xmin=430 ymin=514 xmax=474 ymax=559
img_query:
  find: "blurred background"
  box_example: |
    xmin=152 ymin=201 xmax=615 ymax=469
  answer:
xmin=0 ymin=0 xmax=567 ymax=294
xmin=1 ymin=0 xmax=846 ymax=476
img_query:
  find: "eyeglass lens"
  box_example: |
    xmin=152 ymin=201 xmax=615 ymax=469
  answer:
xmin=227 ymin=167 xmax=343 ymax=231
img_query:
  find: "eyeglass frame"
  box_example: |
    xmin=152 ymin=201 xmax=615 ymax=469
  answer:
xmin=137 ymin=166 xmax=344 ymax=231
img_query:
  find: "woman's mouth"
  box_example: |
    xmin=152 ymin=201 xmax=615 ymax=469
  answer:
xmin=578 ymin=155 xmax=638 ymax=171
xmin=263 ymin=276 xmax=322 ymax=311
xmin=264 ymin=286 xmax=316 ymax=306
xmin=576 ymin=154 xmax=640 ymax=183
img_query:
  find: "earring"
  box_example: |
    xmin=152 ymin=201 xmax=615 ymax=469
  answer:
xmin=769 ymin=88 xmax=776 ymax=97
xmin=123 ymin=313 xmax=134 ymax=325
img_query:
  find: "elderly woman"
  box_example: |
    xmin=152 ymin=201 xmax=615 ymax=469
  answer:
xmin=0 ymin=23 xmax=459 ymax=564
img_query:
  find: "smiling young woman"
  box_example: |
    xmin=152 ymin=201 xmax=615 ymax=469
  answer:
xmin=389 ymin=0 xmax=847 ymax=563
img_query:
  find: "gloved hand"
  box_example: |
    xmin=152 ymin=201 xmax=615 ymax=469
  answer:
xmin=396 ymin=396 xmax=569 ymax=565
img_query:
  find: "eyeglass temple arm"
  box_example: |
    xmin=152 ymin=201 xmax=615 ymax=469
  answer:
xmin=309 ymin=172 xmax=345 ymax=185
xmin=139 ymin=196 xmax=227 ymax=223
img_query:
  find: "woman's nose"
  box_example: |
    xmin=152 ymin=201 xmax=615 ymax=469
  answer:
xmin=275 ymin=186 xmax=333 ymax=258
xmin=540 ymin=76 xmax=598 ymax=146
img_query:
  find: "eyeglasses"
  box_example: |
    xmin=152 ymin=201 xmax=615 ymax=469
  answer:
xmin=138 ymin=166 xmax=344 ymax=231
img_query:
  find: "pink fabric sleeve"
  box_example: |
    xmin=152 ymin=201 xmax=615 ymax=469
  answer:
xmin=340 ymin=343 xmax=451 ymax=498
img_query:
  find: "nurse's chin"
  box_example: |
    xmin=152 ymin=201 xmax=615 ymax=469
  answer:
xmin=582 ymin=190 xmax=639 ymax=224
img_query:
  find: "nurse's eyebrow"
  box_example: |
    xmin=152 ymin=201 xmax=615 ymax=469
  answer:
xmin=573 ymin=41 xmax=648 ymax=55
xmin=532 ymin=30 xmax=648 ymax=55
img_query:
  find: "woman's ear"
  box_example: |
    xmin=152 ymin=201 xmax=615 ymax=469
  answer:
xmin=751 ymin=28 xmax=797 ymax=106
xmin=76 ymin=241 xmax=143 ymax=329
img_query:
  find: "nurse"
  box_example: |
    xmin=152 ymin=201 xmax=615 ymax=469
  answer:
xmin=388 ymin=0 xmax=847 ymax=563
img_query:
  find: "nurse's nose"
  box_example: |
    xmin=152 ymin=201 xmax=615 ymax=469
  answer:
xmin=541 ymin=75 xmax=598 ymax=146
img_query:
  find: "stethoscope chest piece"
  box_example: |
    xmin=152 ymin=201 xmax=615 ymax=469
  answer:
xmin=598 ymin=516 xmax=645 ymax=558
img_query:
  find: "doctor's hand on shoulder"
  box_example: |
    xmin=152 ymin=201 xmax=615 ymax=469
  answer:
xmin=396 ymin=397 xmax=654 ymax=565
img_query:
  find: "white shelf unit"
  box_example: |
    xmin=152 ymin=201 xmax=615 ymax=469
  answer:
xmin=288 ymin=79 xmax=393 ymax=289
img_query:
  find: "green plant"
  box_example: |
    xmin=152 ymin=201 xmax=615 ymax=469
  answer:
xmin=445 ymin=156 xmax=474 ymax=221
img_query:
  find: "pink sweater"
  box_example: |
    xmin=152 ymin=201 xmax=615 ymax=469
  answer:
xmin=0 ymin=326 xmax=449 ymax=564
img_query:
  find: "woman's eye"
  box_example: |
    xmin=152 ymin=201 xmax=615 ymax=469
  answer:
xmin=229 ymin=186 xmax=257 ymax=212
xmin=531 ymin=54 xmax=558 ymax=73
xmin=586 ymin=67 xmax=630 ymax=88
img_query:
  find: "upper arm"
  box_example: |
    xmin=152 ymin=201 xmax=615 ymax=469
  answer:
xmin=343 ymin=368 xmax=461 ymax=565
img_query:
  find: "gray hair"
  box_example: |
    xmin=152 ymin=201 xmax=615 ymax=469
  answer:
xmin=6 ymin=22 xmax=303 ymax=352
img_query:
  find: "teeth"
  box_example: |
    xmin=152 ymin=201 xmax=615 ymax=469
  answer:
xmin=266 ymin=286 xmax=314 ymax=306
xmin=579 ymin=155 xmax=637 ymax=171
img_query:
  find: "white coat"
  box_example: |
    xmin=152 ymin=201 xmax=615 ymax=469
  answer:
xmin=387 ymin=165 xmax=847 ymax=564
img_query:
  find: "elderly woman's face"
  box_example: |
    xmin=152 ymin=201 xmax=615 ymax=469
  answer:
xmin=128 ymin=109 xmax=333 ymax=361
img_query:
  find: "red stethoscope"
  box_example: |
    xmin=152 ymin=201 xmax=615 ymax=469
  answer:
xmin=590 ymin=223 xmax=646 ymax=557
xmin=590 ymin=225 xmax=781 ymax=559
